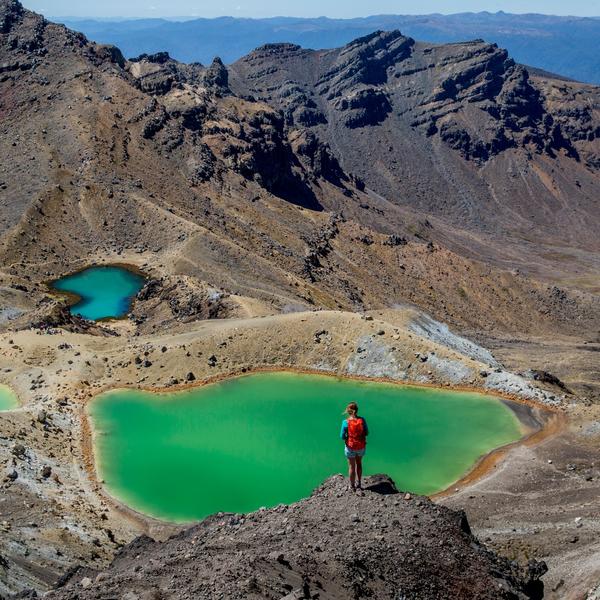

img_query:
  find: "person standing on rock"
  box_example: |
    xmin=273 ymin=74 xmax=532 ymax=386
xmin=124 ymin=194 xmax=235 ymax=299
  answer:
xmin=340 ymin=402 xmax=369 ymax=492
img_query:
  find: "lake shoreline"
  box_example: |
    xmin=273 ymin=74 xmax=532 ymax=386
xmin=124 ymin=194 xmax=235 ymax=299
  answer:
xmin=0 ymin=307 xmax=589 ymax=594
xmin=81 ymin=366 xmax=563 ymax=526
xmin=47 ymin=263 xmax=147 ymax=322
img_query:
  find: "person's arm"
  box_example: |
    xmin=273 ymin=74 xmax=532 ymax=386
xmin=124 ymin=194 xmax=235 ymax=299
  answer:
xmin=363 ymin=418 xmax=369 ymax=436
xmin=340 ymin=420 xmax=348 ymax=441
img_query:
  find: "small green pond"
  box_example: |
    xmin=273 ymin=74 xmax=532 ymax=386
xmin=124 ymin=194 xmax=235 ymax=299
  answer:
xmin=90 ymin=372 xmax=524 ymax=522
xmin=0 ymin=385 xmax=19 ymax=411
xmin=51 ymin=265 xmax=145 ymax=321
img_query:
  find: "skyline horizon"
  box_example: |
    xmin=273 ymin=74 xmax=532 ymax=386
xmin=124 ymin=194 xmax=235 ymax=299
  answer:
xmin=23 ymin=0 xmax=600 ymax=20
xmin=47 ymin=11 xmax=600 ymax=21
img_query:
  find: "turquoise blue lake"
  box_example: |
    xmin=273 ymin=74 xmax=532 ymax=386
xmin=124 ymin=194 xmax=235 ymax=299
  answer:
xmin=52 ymin=266 xmax=145 ymax=321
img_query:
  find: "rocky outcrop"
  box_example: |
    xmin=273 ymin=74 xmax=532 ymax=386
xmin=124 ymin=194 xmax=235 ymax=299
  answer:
xmin=131 ymin=276 xmax=235 ymax=327
xmin=334 ymin=87 xmax=392 ymax=128
xmin=300 ymin=213 xmax=341 ymax=281
xmin=203 ymin=56 xmax=229 ymax=94
xmin=89 ymin=43 xmax=125 ymax=68
xmin=291 ymin=130 xmax=347 ymax=184
xmin=128 ymin=52 xmax=205 ymax=95
xmin=125 ymin=48 xmax=328 ymax=207
xmin=280 ymin=83 xmax=327 ymax=127
xmin=28 ymin=305 xmax=118 ymax=337
xmin=0 ymin=0 xmax=22 ymax=34
xmin=0 ymin=0 xmax=85 ymax=55
xmin=44 ymin=475 xmax=547 ymax=600
xmin=401 ymin=43 xmax=577 ymax=162
xmin=316 ymin=30 xmax=414 ymax=99
xmin=230 ymin=33 xmax=599 ymax=163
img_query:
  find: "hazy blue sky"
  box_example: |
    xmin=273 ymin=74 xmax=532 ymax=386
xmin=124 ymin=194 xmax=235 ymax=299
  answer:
xmin=23 ymin=1 xmax=600 ymax=19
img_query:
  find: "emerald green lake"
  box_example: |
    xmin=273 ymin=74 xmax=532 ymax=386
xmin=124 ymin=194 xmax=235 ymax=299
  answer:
xmin=0 ymin=385 xmax=19 ymax=411
xmin=90 ymin=372 xmax=523 ymax=522
xmin=51 ymin=266 xmax=145 ymax=321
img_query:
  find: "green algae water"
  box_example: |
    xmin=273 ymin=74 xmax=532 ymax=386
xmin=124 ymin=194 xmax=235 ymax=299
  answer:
xmin=52 ymin=266 xmax=145 ymax=321
xmin=0 ymin=385 xmax=19 ymax=411
xmin=90 ymin=372 xmax=523 ymax=522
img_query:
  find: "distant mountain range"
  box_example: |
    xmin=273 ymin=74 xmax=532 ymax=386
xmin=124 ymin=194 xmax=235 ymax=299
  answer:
xmin=56 ymin=12 xmax=600 ymax=84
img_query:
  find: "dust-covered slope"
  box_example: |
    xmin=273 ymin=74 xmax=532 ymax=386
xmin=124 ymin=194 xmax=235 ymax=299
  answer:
xmin=229 ymin=32 xmax=600 ymax=278
xmin=0 ymin=0 xmax=598 ymax=338
xmin=45 ymin=476 xmax=547 ymax=600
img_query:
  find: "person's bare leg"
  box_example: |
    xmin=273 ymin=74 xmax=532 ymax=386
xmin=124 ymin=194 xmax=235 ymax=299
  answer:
xmin=356 ymin=456 xmax=363 ymax=489
xmin=348 ymin=457 xmax=356 ymax=490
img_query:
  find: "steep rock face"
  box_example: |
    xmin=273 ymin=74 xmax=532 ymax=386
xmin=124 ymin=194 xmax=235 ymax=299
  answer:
xmin=0 ymin=0 xmax=21 ymax=32
xmin=231 ymin=31 xmax=413 ymax=131
xmin=534 ymin=72 xmax=600 ymax=169
xmin=45 ymin=476 xmax=547 ymax=600
xmin=291 ymin=130 xmax=347 ymax=184
xmin=334 ymin=86 xmax=392 ymax=128
xmin=128 ymin=52 xmax=200 ymax=95
xmin=318 ymin=31 xmax=414 ymax=93
xmin=229 ymin=32 xmax=600 ymax=248
xmin=125 ymin=50 xmax=329 ymax=207
xmin=230 ymin=31 xmax=588 ymax=160
xmin=425 ymin=59 xmax=578 ymax=161
xmin=236 ymin=43 xmax=328 ymax=128
xmin=130 ymin=275 xmax=237 ymax=332
xmin=203 ymin=56 xmax=230 ymax=94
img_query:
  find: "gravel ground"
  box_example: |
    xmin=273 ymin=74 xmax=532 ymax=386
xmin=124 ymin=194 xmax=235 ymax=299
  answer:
xmin=46 ymin=475 xmax=547 ymax=600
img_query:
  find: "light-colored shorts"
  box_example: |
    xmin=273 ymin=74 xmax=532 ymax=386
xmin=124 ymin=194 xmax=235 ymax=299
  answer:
xmin=344 ymin=446 xmax=366 ymax=459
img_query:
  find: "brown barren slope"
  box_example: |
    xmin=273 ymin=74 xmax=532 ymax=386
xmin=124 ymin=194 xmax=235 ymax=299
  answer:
xmin=0 ymin=1 xmax=600 ymax=598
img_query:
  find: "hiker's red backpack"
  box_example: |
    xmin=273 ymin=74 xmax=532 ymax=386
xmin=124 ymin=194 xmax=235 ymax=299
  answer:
xmin=347 ymin=417 xmax=366 ymax=450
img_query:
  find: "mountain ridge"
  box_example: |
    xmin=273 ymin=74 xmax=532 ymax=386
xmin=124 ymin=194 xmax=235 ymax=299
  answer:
xmin=228 ymin=29 xmax=600 ymax=258
xmin=55 ymin=11 xmax=600 ymax=84
xmin=1 ymin=0 xmax=599 ymax=337
xmin=1 ymin=3 xmax=600 ymax=597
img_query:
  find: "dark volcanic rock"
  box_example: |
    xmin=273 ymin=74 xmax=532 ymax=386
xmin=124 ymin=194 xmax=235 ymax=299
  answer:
xmin=336 ymin=87 xmax=392 ymax=128
xmin=293 ymin=130 xmax=347 ymax=184
xmin=530 ymin=369 xmax=571 ymax=392
xmin=45 ymin=475 xmax=547 ymax=600
xmin=228 ymin=31 xmax=600 ymax=244
xmin=384 ymin=234 xmax=407 ymax=246
xmin=132 ymin=277 xmax=235 ymax=325
xmin=0 ymin=0 xmax=23 ymax=34
xmin=136 ymin=279 xmax=162 ymax=302
xmin=90 ymin=43 xmax=125 ymax=68
xmin=128 ymin=52 xmax=206 ymax=95
xmin=317 ymin=30 xmax=414 ymax=98
xmin=203 ymin=56 xmax=229 ymax=93
xmin=28 ymin=306 xmax=117 ymax=337
xmin=131 ymin=51 xmax=171 ymax=64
